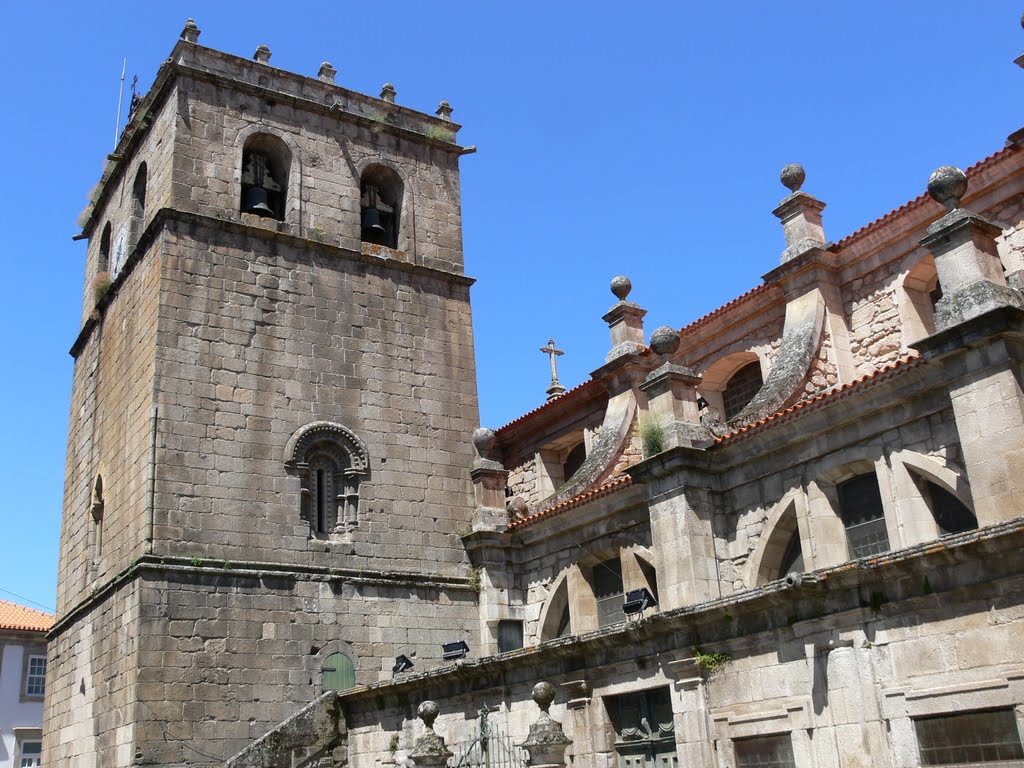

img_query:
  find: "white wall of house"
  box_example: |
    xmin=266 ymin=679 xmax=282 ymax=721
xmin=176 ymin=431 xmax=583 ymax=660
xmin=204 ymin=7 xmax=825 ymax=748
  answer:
xmin=0 ymin=636 xmax=46 ymax=768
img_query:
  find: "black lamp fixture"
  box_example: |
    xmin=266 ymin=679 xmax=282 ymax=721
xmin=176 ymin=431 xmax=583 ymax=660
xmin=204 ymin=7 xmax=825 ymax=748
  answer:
xmin=696 ymin=396 xmax=709 ymax=411
xmin=441 ymin=640 xmax=470 ymax=661
xmin=392 ymin=654 xmax=414 ymax=674
xmin=622 ymin=587 xmax=657 ymax=618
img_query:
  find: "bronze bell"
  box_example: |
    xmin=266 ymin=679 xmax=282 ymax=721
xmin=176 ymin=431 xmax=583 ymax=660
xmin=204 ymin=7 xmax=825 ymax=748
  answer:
xmin=243 ymin=186 xmax=275 ymax=217
xmin=361 ymin=206 xmax=386 ymax=237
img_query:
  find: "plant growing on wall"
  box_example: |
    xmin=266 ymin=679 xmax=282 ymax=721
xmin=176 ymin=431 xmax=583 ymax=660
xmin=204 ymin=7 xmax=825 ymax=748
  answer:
xmin=638 ymin=413 xmax=667 ymax=458
xmin=694 ymin=647 xmax=731 ymax=675
xmin=92 ymin=271 xmax=112 ymax=304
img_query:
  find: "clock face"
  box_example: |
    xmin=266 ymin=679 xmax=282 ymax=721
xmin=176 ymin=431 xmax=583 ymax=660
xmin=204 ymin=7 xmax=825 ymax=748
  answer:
xmin=111 ymin=224 xmax=130 ymax=278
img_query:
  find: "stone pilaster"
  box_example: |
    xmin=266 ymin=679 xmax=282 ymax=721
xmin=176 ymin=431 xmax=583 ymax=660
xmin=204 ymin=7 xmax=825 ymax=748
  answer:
xmin=773 ymin=164 xmax=828 ymax=263
xmin=638 ymin=327 xmax=709 ymax=448
xmin=626 ymin=448 xmax=720 ymax=611
xmin=914 ymin=168 xmax=1024 ymax=526
xmin=603 ymin=276 xmax=647 ymax=362
xmin=469 ymin=428 xmax=509 ymax=533
xmin=920 ymin=166 xmax=1021 ymax=331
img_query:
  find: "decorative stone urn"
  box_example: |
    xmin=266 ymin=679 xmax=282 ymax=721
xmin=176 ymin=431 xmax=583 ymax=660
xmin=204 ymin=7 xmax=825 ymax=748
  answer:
xmin=409 ymin=701 xmax=452 ymax=768
xmin=519 ymin=682 xmax=571 ymax=768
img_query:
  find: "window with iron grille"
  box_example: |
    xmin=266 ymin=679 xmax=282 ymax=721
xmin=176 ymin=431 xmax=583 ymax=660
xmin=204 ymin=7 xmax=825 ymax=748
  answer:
xmin=915 ymin=708 xmax=1024 ymax=766
xmin=723 ymin=362 xmax=763 ymax=421
xmin=594 ymin=558 xmax=624 ymax=628
xmin=837 ymin=473 xmax=890 ymax=558
xmin=733 ymin=734 xmax=796 ymax=768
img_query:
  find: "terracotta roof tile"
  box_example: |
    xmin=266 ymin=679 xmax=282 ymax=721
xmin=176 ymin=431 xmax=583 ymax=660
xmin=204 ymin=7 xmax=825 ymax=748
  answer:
xmin=678 ymin=284 xmax=772 ymax=337
xmin=508 ymin=475 xmax=633 ymax=531
xmin=0 ymin=600 xmax=54 ymax=633
xmin=713 ymin=356 xmax=924 ymax=447
xmin=495 ymin=379 xmax=602 ymax=435
xmin=834 ymin=145 xmax=1017 ymax=250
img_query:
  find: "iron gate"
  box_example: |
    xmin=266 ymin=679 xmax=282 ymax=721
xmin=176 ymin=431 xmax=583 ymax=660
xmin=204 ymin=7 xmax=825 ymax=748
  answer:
xmin=447 ymin=708 xmax=529 ymax=768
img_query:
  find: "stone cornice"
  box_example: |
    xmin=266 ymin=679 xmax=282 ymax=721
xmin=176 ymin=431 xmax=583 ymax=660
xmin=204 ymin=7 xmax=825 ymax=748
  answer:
xmin=48 ymin=553 xmax=475 ymax=638
xmin=70 ymin=207 xmax=475 ymax=358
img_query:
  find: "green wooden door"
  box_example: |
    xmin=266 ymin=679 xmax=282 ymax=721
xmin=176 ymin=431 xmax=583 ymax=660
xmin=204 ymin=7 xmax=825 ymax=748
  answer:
xmin=321 ymin=653 xmax=355 ymax=691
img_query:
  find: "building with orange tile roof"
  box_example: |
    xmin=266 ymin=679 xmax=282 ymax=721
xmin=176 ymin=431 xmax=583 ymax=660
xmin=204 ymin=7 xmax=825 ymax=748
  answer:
xmin=0 ymin=601 xmax=52 ymax=768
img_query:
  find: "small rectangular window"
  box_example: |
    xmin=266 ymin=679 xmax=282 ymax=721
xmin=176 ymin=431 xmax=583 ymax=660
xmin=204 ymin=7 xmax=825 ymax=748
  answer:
xmin=734 ymin=733 xmax=796 ymax=768
xmin=915 ymin=709 xmax=1024 ymax=765
xmin=25 ymin=655 xmax=46 ymax=697
xmin=497 ymin=620 xmax=524 ymax=653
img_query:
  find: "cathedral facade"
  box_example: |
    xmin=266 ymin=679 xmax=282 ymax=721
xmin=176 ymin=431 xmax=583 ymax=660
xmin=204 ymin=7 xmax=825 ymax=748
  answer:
xmin=46 ymin=17 xmax=1024 ymax=768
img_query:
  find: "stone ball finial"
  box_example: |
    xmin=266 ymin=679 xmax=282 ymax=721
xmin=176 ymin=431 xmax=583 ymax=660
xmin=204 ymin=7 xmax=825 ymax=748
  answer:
xmin=380 ymin=83 xmax=397 ymax=103
xmin=780 ymin=164 xmax=805 ymax=193
xmin=1020 ymin=9 xmax=1024 ymax=30
xmin=610 ymin=275 xmax=632 ymax=301
xmin=927 ymin=165 xmax=968 ymax=211
xmin=436 ymin=101 xmax=454 ymax=122
xmin=649 ymin=326 xmax=681 ymax=358
xmin=253 ymin=45 xmax=272 ymax=64
xmin=181 ymin=18 xmax=200 ymax=44
xmin=472 ymin=427 xmax=496 ymax=459
xmin=418 ymin=700 xmax=440 ymax=730
xmin=532 ymin=682 xmax=556 ymax=713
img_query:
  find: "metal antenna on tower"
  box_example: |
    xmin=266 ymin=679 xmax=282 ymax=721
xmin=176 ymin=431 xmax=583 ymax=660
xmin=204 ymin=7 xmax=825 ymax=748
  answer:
xmin=113 ymin=58 xmax=127 ymax=150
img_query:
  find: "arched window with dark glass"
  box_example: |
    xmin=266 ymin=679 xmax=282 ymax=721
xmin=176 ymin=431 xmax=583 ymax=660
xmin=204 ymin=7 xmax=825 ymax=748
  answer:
xmin=837 ymin=473 xmax=890 ymax=558
xmin=563 ymin=442 xmax=586 ymax=481
xmin=927 ymin=482 xmax=977 ymax=535
xmin=240 ymin=134 xmax=290 ymax=221
xmin=723 ymin=361 xmax=763 ymax=420
xmin=360 ymin=165 xmax=402 ymax=249
xmin=779 ymin=530 xmax=804 ymax=575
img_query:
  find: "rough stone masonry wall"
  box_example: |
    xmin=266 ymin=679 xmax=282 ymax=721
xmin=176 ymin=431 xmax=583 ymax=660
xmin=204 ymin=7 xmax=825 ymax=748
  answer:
xmin=845 ymin=193 xmax=1024 ymax=375
xmin=80 ymin=99 xmax=177 ymax=324
xmin=44 ymin=581 xmax=141 ymax=768
xmin=151 ymin=221 xmax=478 ymax=575
xmin=131 ymin=569 xmax=477 ymax=765
xmin=172 ymin=76 xmax=465 ymax=275
xmin=57 ymin=242 xmax=162 ymax=613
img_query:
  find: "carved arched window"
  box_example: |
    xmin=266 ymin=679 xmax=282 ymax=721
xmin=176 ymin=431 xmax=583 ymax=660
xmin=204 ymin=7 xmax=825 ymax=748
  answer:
xmin=285 ymin=422 xmax=369 ymax=537
xmin=722 ymin=361 xmax=763 ymax=420
xmin=240 ymin=134 xmax=290 ymax=221
xmin=360 ymin=165 xmax=402 ymax=249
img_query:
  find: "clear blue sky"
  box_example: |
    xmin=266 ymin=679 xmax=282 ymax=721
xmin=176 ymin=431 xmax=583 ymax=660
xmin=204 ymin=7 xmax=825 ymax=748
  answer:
xmin=0 ymin=2 xmax=1020 ymax=612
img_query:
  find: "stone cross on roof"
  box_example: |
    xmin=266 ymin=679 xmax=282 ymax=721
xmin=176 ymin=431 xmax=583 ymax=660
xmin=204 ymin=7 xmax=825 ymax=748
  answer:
xmin=540 ymin=338 xmax=566 ymax=401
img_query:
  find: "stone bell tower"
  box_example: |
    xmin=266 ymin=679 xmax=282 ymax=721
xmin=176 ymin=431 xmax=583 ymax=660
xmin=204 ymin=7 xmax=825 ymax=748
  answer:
xmin=46 ymin=20 xmax=481 ymax=767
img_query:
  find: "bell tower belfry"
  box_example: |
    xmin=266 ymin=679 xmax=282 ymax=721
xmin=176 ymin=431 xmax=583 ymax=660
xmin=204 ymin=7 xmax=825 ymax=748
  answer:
xmin=47 ymin=20 xmax=481 ymax=767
